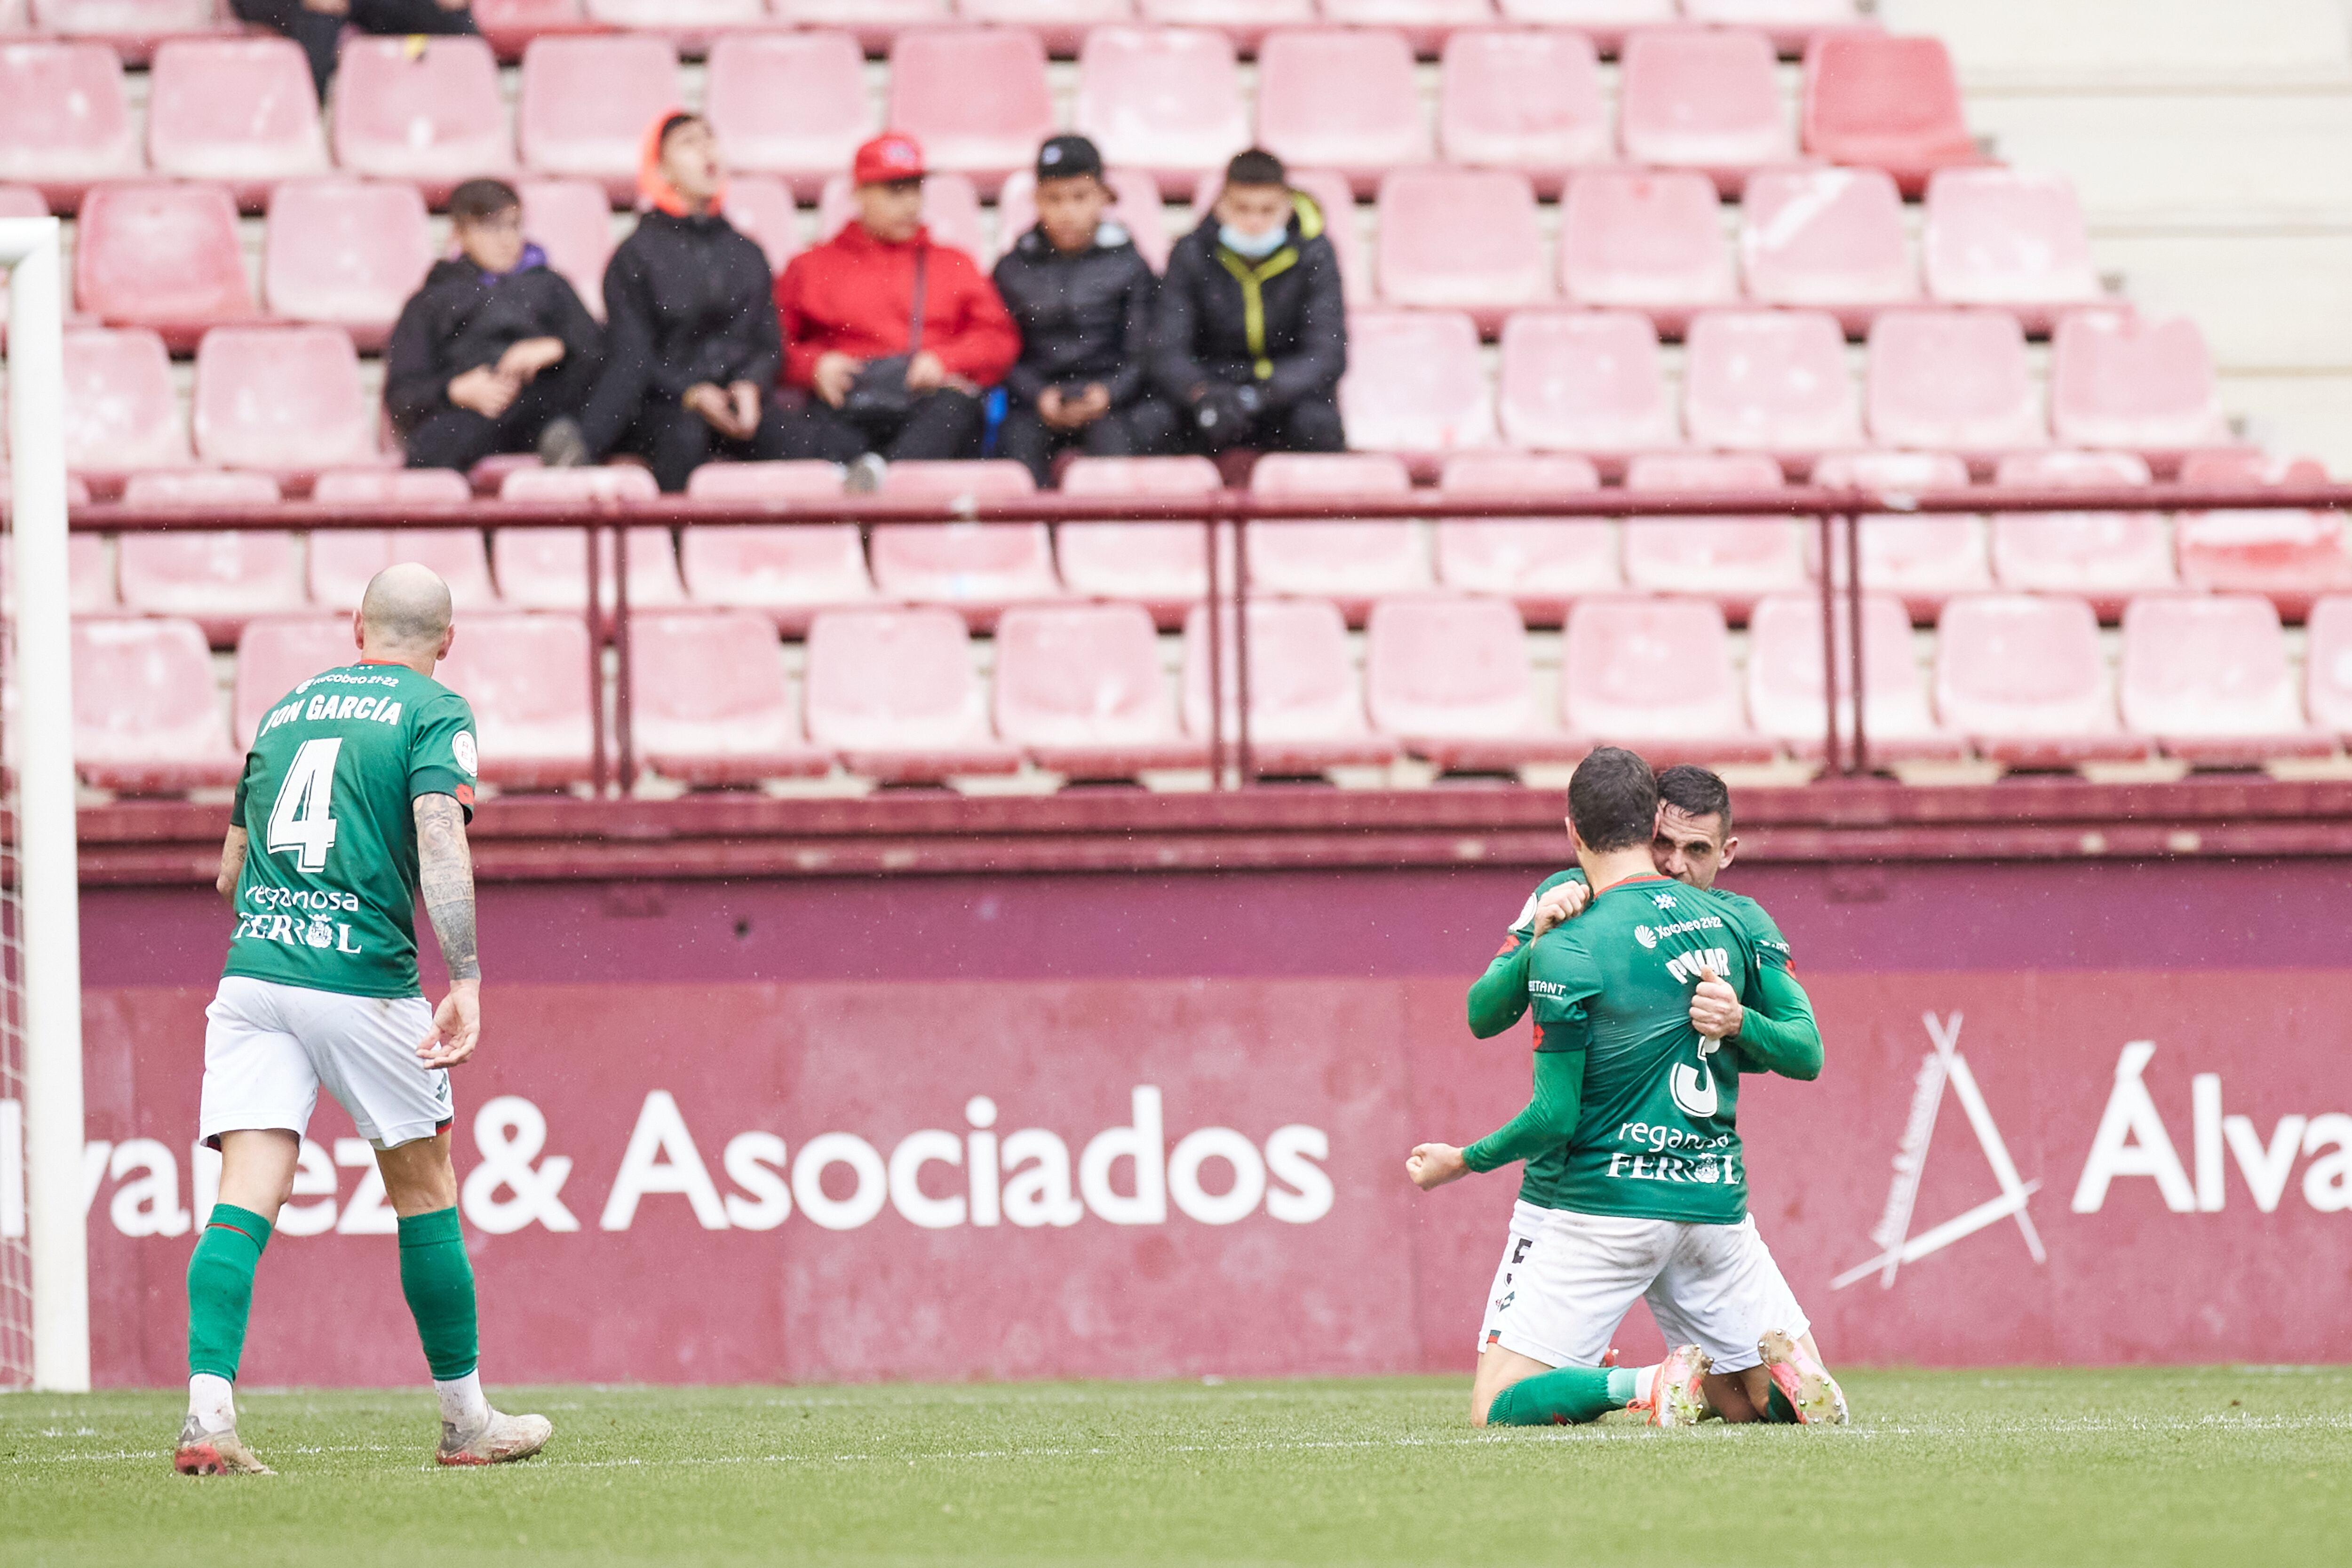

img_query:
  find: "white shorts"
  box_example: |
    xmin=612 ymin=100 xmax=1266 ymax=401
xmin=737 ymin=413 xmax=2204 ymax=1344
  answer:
xmin=1476 ymin=1201 xmax=1809 ymax=1374
xmin=200 ymin=976 xmax=453 ymax=1150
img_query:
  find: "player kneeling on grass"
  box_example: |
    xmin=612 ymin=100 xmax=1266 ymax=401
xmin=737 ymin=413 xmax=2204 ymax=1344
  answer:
xmin=176 ymin=564 xmax=549 ymax=1476
xmin=1407 ymin=748 xmax=1843 ymax=1430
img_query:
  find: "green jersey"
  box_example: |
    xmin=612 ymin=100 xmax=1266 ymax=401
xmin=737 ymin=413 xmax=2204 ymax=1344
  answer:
xmin=222 ymin=661 xmax=478 ymax=999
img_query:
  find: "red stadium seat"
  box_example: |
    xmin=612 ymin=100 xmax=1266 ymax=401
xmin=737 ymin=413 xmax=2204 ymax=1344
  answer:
xmin=1365 ymin=594 xmax=1584 ymax=772
xmin=146 ymin=38 xmax=327 ymax=208
xmin=120 ymin=469 xmax=282 ymax=506
xmin=1073 ymin=26 xmax=1249 ymax=187
xmin=628 ymin=608 xmax=833 ymax=787
xmin=1809 ymin=451 xmax=1989 ymax=620
xmin=1434 ymin=452 xmax=1615 ymax=622
xmin=1375 ymin=169 xmax=1549 ymax=332
xmin=1056 ymin=454 xmax=1223 ymax=625
xmin=69 ymin=529 xmax=114 ymax=617
xmin=192 ymin=326 xmax=381 ymax=485
xmin=817 ymin=172 xmax=987 ymax=262
xmin=494 ymin=467 xmax=688 ymax=609
xmin=1557 ymin=170 xmax=1735 ymax=337
xmin=1436 ymin=28 xmax=1606 ymax=196
xmin=770 ymin=0 xmax=954 ymax=56
xmin=1493 ymin=1 xmax=1670 ymax=53
xmin=996 ymin=168 xmax=1171 ymax=273
xmin=72 ymin=617 xmax=241 ymax=795
xmin=1921 ymin=169 xmax=2102 ymax=334
xmin=1864 ymin=309 xmax=2044 ymax=462
xmin=2048 ymin=310 xmax=2230 ymax=471
xmin=433 ymin=612 xmax=598 ymax=790
xmin=517 ymin=179 xmax=615 ymax=318
xmin=703 ymin=31 xmax=872 ymax=201
xmin=75 ymin=183 xmax=258 ymax=353
xmin=678 ymin=462 xmax=872 ymax=635
xmin=1682 ymin=309 xmax=1861 ymax=465
xmin=1617 ymin=27 xmax=1791 ymax=194
xmin=959 ymin=1 xmax=1133 ymax=57
xmin=1180 ymin=597 xmax=1399 ymax=774
xmin=1933 ymin=593 xmax=2148 ymax=767
xmin=1135 ymin=0 xmax=1314 ymax=56
xmin=1559 ymin=597 xmax=1773 ymax=764
xmin=1801 ymin=31 xmax=1979 ymax=197
xmin=886 ymin=28 xmax=1054 ymax=196
xmin=722 ymin=176 xmax=807 ymax=277
xmin=1246 ymin=451 xmax=1429 ymax=617
xmin=1318 ymin=0 xmax=1493 ymax=58
xmin=1191 ymin=167 xmax=1369 ymax=306
xmin=117 ymin=474 xmax=304 ymax=644
xmin=2118 ymin=594 xmax=2329 ymax=767
xmin=1495 ymin=310 xmax=1679 ymax=469
xmin=1338 ymin=308 xmax=1497 ymax=468
xmin=2175 ymin=452 xmax=2352 ymax=619
xmin=1254 ymin=28 xmax=1428 ymax=196
xmin=870 ymin=461 xmax=1057 ymax=625
xmin=517 ymin=36 xmax=681 ymax=204
xmin=1988 ymin=450 xmax=2175 ymax=619
xmin=0 ymin=41 xmax=138 ymax=207
xmin=61 ymin=327 xmax=191 ymax=491
xmin=233 ymin=616 xmax=359 ymax=747
xmin=2308 ymin=597 xmax=2352 ymax=742
xmin=30 ymin=0 xmax=222 ymax=49
xmin=1746 ymin=591 xmax=1964 ymax=764
xmin=585 ymin=0 xmax=764 ymax=41
xmin=1684 ymin=0 xmax=1866 ymax=53
xmin=993 ymin=601 xmax=1207 ymax=779
xmin=1621 ymin=451 xmax=1804 ymax=621
xmin=307 ymin=470 xmax=500 ymax=613
xmin=331 ymin=36 xmax=515 ymax=203
xmin=1739 ymin=168 xmax=1918 ymax=334
xmin=472 ymin=1 xmax=594 ymax=61
xmin=802 ymin=605 xmax=1022 ymax=783
xmin=262 ymin=180 xmax=435 ymax=353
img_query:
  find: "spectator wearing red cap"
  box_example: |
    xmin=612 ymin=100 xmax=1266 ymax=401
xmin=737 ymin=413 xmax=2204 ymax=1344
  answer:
xmin=773 ymin=134 xmax=1020 ymax=478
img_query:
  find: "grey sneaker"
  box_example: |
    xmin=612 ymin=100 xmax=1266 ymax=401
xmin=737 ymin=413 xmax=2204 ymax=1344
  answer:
xmin=175 ymin=1413 xmax=272 ymax=1475
xmin=537 ymin=416 xmax=590 ymax=469
xmin=436 ymin=1408 xmax=554 ymax=1467
xmin=844 ymin=452 xmax=888 ymax=495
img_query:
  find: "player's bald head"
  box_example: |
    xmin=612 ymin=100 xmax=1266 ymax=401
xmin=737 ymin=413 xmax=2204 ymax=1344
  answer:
xmin=358 ymin=563 xmax=453 ymax=650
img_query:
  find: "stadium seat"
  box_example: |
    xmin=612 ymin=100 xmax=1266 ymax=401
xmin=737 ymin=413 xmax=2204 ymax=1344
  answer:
xmin=996 ymin=167 xmax=1171 ymax=273
xmin=1246 ymin=451 xmax=1429 ymax=618
xmin=331 ymin=35 xmax=515 ymax=202
xmin=802 ymin=605 xmax=1023 ymax=783
xmin=1135 ymin=0 xmax=1314 ymax=56
xmin=1254 ymin=29 xmax=1428 ymax=195
xmin=677 ymin=462 xmax=873 ymax=635
xmin=1365 ymin=594 xmax=1585 ymax=772
xmin=74 ymin=182 xmax=258 ymax=353
xmin=1933 ymin=593 xmax=2148 ymax=768
xmin=1180 ymin=597 xmax=1398 ymax=774
xmin=2118 ymin=594 xmax=2330 ymax=767
xmin=993 ymin=601 xmax=1208 ymax=779
xmin=703 ymin=31 xmax=872 ymax=201
xmin=68 ymin=529 xmax=112 ymax=617
xmin=628 ymin=608 xmax=833 ymax=787
xmin=722 ymin=176 xmax=807 ymax=277
xmin=817 ymin=173 xmax=988 ymax=263
xmin=191 ymin=326 xmax=382 ymax=486
xmin=1317 ymin=0 xmax=1492 ymax=59
xmin=1191 ymin=167 xmax=1370 ymax=306
xmin=1738 ymin=168 xmax=1918 ymax=334
xmin=1746 ymin=591 xmax=1965 ymax=764
xmin=1556 ymin=170 xmax=1736 ymax=337
xmin=1620 ymin=451 xmax=1805 ymax=621
xmin=1073 ymin=26 xmax=1249 ymax=187
xmin=584 ymin=0 xmax=764 ymax=44
xmin=1492 ymin=1 xmax=1671 ymax=53
xmin=518 ymin=179 xmax=615 ymax=318
xmin=1988 ymin=450 xmax=2176 ymax=619
xmin=0 ymin=41 xmax=138 ymax=207
xmin=869 ymin=461 xmax=1057 ymax=626
xmin=1616 ymin=27 xmax=1792 ymax=194
xmin=145 ymin=38 xmax=326 ymax=208
xmin=1056 ymin=454 xmax=1222 ymax=626
xmin=30 ymin=0 xmax=223 ymax=51
xmin=72 ymin=617 xmax=241 ymax=795
xmin=517 ymin=36 xmax=682 ymax=203
xmin=1435 ymin=28 xmax=1607 ymax=196
xmin=1374 ymin=169 xmax=1549 ymax=332
xmin=494 ymin=467 xmax=688 ymax=609
xmin=233 ymin=616 xmax=361 ymax=747
xmin=116 ymin=475 xmax=304 ymax=645
xmin=886 ymin=28 xmax=1055 ymax=196
xmin=262 ymin=180 xmax=435 ymax=353
xmin=1559 ymin=597 xmax=1774 ymax=764
xmin=959 ymin=1 xmax=1133 ymax=57
xmin=1434 ymin=452 xmax=1615 ymax=623
xmin=1682 ymin=310 xmax=1861 ymax=465
xmin=1801 ymin=31 xmax=1979 ymax=197
xmin=2048 ymin=310 xmax=2230 ymax=471
xmin=1809 ymin=451 xmax=1989 ymax=620
xmin=433 ymin=612 xmax=599 ymax=790
xmin=2308 ymin=597 xmax=2352 ymax=742
xmin=119 ymin=469 xmax=282 ymax=507
xmin=1337 ymin=309 xmax=1497 ymax=469
xmin=1494 ymin=310 xmax=1679 ymax=470
xmin=1864 ymin=309 xmax=2044 ymax=462
xmin=61 ymin=327 xmax=191 ymax=491
xmin=307 ymin=470 xmax=501 ymax=613
xmin=2174 ymin=451 xmax=2352 ymax=619
xmin=1683 ymin=0 xmax=1865 ymax=53
xmin=770 ymin=0 xmax=955 ymax=56
xmin=1921 ymin=169 xmax=2102 ymax=334
xmin=472 ymin=0 xmax=595 ymax=60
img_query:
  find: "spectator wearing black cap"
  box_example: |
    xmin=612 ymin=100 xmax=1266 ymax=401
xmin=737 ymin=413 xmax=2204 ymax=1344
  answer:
xmin=989 ymin=135 xmax=1176 ymax=487
xmin=1152 ymin=148 xmax=1349 ymax=459
xmin=231 ymin=1 xmax=478 ymax=101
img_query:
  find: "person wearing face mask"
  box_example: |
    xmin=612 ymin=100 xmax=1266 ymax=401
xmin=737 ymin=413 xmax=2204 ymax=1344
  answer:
xmin=573 ymin=112 xmax=818 ymax=493
xmin=1152 ymin=148 xmax=1348 ymax=459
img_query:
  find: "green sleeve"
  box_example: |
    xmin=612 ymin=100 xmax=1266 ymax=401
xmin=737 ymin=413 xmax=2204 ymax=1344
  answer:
xmin=409 ymin=692 xmax=479 ymax=821
xmin=1466 ymin=939 xmax=1534 ymax=1039
xmin=1732 ymin=964 xmax=1823 ymax=1082
xmin=1463 ymin=1043 xmax=1586 ymax=1173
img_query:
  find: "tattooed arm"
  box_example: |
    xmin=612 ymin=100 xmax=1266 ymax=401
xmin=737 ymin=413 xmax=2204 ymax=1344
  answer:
xmin=216 ymin=827 xmax=249 ymax=904
xmin=413 ymin=793 xmax=482 ymax=1067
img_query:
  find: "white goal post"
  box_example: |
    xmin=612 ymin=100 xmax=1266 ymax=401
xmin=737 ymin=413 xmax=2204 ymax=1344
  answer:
xmin=2 ymin=216 xmax=90 ymax=1392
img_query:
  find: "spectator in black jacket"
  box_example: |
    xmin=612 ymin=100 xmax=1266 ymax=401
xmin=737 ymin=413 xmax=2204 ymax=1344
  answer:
xmin=990 ymin=136 xmax=1175 ymax=487
xmin=385 ymin=178 xmax=603 ymax=475
xmin=576 ymin=113 xmax=819 ymax=493
xmin=232 ymin=1 xmax=477 ymax=101
xmin=1153 ymin=148 xmax=1348 ymax=457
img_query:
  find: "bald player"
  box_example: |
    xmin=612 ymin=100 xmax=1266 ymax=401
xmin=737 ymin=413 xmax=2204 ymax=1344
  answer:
xmin=175 ymin=564 xmax=550 ymax=1475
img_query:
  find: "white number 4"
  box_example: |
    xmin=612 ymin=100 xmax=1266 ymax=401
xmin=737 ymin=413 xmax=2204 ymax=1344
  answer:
xmin=267 ymin=737 xmax=342 ymax=873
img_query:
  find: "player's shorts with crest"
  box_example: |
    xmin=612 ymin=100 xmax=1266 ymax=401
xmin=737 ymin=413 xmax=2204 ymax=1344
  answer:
xmin=199 ymin=977 xmax=453 ymax=1150
xmin=1476 ymin=1200 xmax=1809 ymax=1373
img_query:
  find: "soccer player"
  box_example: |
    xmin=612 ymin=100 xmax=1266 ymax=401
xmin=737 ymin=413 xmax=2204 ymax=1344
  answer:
xmin=175 ymin=564 xmax=551 ymax=1476
xmin=1406 ymin=749 xmax=1841 ymax=1429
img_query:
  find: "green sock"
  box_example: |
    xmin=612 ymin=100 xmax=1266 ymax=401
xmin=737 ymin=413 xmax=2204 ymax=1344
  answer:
xmin=1484 ymin=1365 xmax=1638 ymax=1427
xmin=397 ymin=1207 xmax=479 ymax=1381
xmin=186 ymin=1203 xmax=273 ymax=1381
xmin=1764 ymin=1381 xmax=1800 ymax=1424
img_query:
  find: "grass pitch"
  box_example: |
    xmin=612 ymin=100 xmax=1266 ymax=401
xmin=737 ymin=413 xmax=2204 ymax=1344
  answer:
xmin=6 ymin=1369 xmax=2348 ymax=1566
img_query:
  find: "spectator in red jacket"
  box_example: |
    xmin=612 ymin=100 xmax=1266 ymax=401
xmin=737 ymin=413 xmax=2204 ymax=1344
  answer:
xmin=774 ymin=135 xmax=1019 ymax=482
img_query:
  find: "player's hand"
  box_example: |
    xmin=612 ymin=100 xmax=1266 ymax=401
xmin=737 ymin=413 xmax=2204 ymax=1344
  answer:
xmin=1531 ymin=879 xmax=1591 ymax=936
xmin=416 ymin=979 xmax=481 ymax=1069
xmin=1406 ymin=1142 xmax=1470 ymax=1192
xmin=1690 ymin=964 xmax=1742 ymax=1041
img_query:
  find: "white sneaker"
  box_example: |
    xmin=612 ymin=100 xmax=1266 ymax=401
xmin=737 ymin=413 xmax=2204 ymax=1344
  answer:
xmin=174 ymin=1414 xmax=272 ymax=1475
xmin=844 ymin=453 xmax=888 ymax=495
xmin=1644 ymin=1344 xmax=1713 ymax=1428
xmin=436 ymin=1408 xmax=554 ymax=1467
xmin=1759 ymin=1328 xmax=1849 ymax=1425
